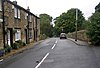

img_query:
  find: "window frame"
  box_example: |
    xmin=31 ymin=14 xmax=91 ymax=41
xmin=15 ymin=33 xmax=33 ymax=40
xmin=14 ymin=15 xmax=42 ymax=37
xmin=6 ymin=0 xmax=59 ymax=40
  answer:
xmin=29 ymin=30 xmax=32 ymax=39
xmin=15 ymin=30 xmax=21 ymax=41
xmin=25 ymin=13 xmax=28 ymax=19
xmin=18 ymin=9 xmax=20 ymax=19
xmin=29 ymin=15 xmax=32 ymax=22
xmin=0 ymin=0 xmax=2 ymax=11
xmin=14 ymin=7 xmax=17 ymax=18
xmin=14 ymin=7 xmax=21 ymax=19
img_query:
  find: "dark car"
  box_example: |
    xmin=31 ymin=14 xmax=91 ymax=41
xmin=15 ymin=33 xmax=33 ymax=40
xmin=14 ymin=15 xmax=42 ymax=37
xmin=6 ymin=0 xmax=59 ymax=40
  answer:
xmin=60 ymin=33 xmax=67 ymax=39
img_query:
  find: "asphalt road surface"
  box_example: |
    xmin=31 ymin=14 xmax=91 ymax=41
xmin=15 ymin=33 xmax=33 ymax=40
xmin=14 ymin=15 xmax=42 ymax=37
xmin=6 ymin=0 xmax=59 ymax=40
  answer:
xmin=0 ymin=38 xmax=100 ymax=68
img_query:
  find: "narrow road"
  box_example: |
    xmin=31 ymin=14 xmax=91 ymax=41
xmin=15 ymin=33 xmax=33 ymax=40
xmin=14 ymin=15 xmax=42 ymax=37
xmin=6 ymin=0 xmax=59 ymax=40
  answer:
xmin=0 ymin=38 xmax=100 ymax=68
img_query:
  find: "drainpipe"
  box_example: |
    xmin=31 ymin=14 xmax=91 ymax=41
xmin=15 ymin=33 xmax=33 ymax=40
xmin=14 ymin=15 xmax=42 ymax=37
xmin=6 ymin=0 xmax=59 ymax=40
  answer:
xmin=2 ymin=0 xmax=6 ymax=48
xmin=36 ymin=18 xmax=37 ymax=41
xmin=27 ymin=7 xmax=30 ymax=43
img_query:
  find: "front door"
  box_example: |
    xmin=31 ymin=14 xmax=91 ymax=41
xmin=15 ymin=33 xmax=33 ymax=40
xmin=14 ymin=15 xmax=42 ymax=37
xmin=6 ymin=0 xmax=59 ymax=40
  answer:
xmin=7 ymin=28 xmax=13 ymax=46
xmin=25 ymin=29 xmax=28 ymax=44
xmin=7 ymin=30 xmax=10 ymax=46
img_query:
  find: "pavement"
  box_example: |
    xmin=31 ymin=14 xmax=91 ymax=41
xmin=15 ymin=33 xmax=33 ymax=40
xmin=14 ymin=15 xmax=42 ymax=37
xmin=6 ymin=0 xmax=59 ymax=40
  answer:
xmin=68 ymin=38 xmax=89 ymax=46
xmin=0 ymin=40 xmax=44 ymax=60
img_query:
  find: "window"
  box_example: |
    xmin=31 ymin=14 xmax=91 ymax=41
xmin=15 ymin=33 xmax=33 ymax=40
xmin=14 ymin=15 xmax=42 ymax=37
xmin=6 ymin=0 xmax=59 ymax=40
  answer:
xmin=29 ymin=30 xmax=32 ymax=39
xmin=5 ymin=16 xmax=8 ymax=26
xmin=0 ymin=0 xmax=2 ymax=11
xmin=14 ymin=7 xmax=17 ymax=18
xmin=14 ymin=7 xmax=20 ymax=19
xmin=25 ymin=13 xmax=28 ymax=19
xmin=29 ymin=15 xmax=32 ymax=22
xmin=15 ymin=30 xmax=21 ymax=41
xmin=12 ymin=5 xmax=14 ymax=9
xmin=18 ymin=9 xmax=20 ymax=19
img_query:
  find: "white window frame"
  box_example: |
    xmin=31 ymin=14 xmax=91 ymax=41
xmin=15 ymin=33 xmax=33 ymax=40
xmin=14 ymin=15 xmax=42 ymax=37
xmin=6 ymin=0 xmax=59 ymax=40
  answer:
xmin=18 ymin=9 xmax=20 ymax=19
xmin=0 ymin=0 xmax=2 ymax=11
xmin=14 ymin=7 xmax=17 ymax=18
xmin=12 ymin=5 xmax=14 ymax=9
xmin=25 ymin=13 xmax=28 ymax=19
xmin=29 ymin=15 xmax=32 ymax=22
xmin=15 ymin=30 xmax=21 ymax=41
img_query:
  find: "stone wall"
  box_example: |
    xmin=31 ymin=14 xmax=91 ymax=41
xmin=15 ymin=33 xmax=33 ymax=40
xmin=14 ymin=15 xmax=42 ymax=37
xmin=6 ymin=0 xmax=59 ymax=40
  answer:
xmin=68 ymin=30 xmax=89 ymax=42
xmin=0 ymin=0 xmax=40 ymax=49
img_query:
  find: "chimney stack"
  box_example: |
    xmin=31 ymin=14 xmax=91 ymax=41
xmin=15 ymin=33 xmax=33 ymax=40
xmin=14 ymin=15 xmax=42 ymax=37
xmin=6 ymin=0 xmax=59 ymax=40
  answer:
xmin=27 ymin=6 xmax=30 ymax=11
xmin=13 ymin=1 xmax=17 ymax=4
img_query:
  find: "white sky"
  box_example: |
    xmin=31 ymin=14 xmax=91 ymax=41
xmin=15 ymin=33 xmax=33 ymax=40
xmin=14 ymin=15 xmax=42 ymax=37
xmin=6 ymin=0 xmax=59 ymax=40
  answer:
xmin=11 ymin=0 xmax=100 ymax=20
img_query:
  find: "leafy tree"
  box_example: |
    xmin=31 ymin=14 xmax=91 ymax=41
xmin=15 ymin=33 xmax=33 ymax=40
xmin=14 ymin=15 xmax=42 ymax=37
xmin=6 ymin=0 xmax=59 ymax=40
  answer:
xmin=95 ymin=2 xmax=100 ymax=12
xmin=39 ymin=14 xmax=53 ymax=37
xmin=87 ymin=12 xmax=100 ymax=45
xmin=54 ymin=8 xmax=85 ymax=36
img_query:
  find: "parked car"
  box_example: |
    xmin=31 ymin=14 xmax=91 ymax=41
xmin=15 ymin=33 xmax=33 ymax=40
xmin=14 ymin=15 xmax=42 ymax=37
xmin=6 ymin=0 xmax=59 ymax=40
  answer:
xmin=60 ymin=33 xmax=67 ymax=39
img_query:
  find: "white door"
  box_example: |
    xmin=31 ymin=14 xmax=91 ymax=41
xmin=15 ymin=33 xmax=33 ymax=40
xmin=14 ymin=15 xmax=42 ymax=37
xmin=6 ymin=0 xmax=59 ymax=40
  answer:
xmin=7 ymin=30 xmax=10 ymax=46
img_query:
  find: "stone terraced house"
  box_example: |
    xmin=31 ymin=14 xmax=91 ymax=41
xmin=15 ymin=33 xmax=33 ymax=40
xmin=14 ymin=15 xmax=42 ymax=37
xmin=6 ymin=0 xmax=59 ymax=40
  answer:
xmin=0 ymin=0 xmax=40 ymax=49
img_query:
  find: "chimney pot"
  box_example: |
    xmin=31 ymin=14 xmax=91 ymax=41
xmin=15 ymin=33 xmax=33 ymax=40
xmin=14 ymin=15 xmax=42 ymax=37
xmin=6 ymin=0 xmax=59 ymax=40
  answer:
xmin=13 ymin=1 xmax=17 ymax=4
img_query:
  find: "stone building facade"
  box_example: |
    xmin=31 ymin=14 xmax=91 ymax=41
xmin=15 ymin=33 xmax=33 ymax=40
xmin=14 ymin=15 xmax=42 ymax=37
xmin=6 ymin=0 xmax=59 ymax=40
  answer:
xmin=0 ymin=0 xmax=40 ymax=49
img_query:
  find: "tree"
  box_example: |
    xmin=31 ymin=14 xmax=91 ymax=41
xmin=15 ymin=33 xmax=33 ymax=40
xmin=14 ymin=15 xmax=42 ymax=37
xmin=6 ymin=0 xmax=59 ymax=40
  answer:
xmin=87 ymin=12 xmax=100 ymax=45
xmin=54 ymin=8 xmax=85 ymax=36
xmin=39 ymin=14 xmax=53 ymax=37
xmin=95 ymin=2 xmax=100 ymax=12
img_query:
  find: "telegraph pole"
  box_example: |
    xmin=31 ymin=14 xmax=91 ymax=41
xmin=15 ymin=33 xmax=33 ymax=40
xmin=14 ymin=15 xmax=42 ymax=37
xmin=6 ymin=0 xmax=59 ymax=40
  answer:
xmin=75 ymin=9 xmax=78 ymax=41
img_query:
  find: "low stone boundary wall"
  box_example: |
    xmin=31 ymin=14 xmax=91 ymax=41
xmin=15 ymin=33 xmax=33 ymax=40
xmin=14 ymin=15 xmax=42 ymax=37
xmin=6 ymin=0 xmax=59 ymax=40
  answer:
xmin=68 ymin=30 xmax=89 ymax=42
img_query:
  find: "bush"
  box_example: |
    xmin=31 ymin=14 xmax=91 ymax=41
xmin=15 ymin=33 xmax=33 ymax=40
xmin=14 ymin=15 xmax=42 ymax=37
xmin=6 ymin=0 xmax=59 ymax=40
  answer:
xmin=22 ymin=42 xmax=26 ymax=46
xmin=15 ymin=40 xmax=23 ymax=47
xmin=87 ymin=12 xmax=100 ymax=46
xmin=4 ymin=45 xmax=12 ymax=53
xmin=12 ymin=42 xmax=20 ymax=49
xmin=40 ymin=34 xmax=47 ymax=40
xmin=15 ymin=40 xmax=26 ymax=47
xmin=12 ymin=40 xmax=26 ymax=49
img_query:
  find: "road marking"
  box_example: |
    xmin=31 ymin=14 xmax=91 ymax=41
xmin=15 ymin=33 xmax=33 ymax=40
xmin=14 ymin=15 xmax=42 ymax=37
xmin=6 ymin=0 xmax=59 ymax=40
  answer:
xmin=35 ymin=53 xmax=49 ymax=68
xmin=55 ymin=40 xmax=58 ymax=44
xmin=0 ymin=59 xmax=3 ymax=62
xmin=51 ymin=44 xmax=56 ymax=49
xmin=51 ymin=40 xmax=58 ymax=49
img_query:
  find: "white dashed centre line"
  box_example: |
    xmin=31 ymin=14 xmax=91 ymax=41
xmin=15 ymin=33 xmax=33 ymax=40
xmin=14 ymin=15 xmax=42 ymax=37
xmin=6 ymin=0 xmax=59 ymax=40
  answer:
xmin=35 ymin=40 xmax=58 ymax=68
xmin=51 ymin=40 xmax=58 ymax=49
xmin=35 ymin=53 xmax=50 ymax=68
xmin=55 ymin=40 xmax=58 ymax=44
xmin=51 ymin=44 xmax=56 ymax=49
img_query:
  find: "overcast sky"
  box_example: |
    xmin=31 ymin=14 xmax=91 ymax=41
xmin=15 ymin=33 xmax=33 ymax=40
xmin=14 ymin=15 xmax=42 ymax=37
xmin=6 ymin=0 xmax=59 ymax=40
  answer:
xmin=11 ymin=0 xmax=100 ymax=20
